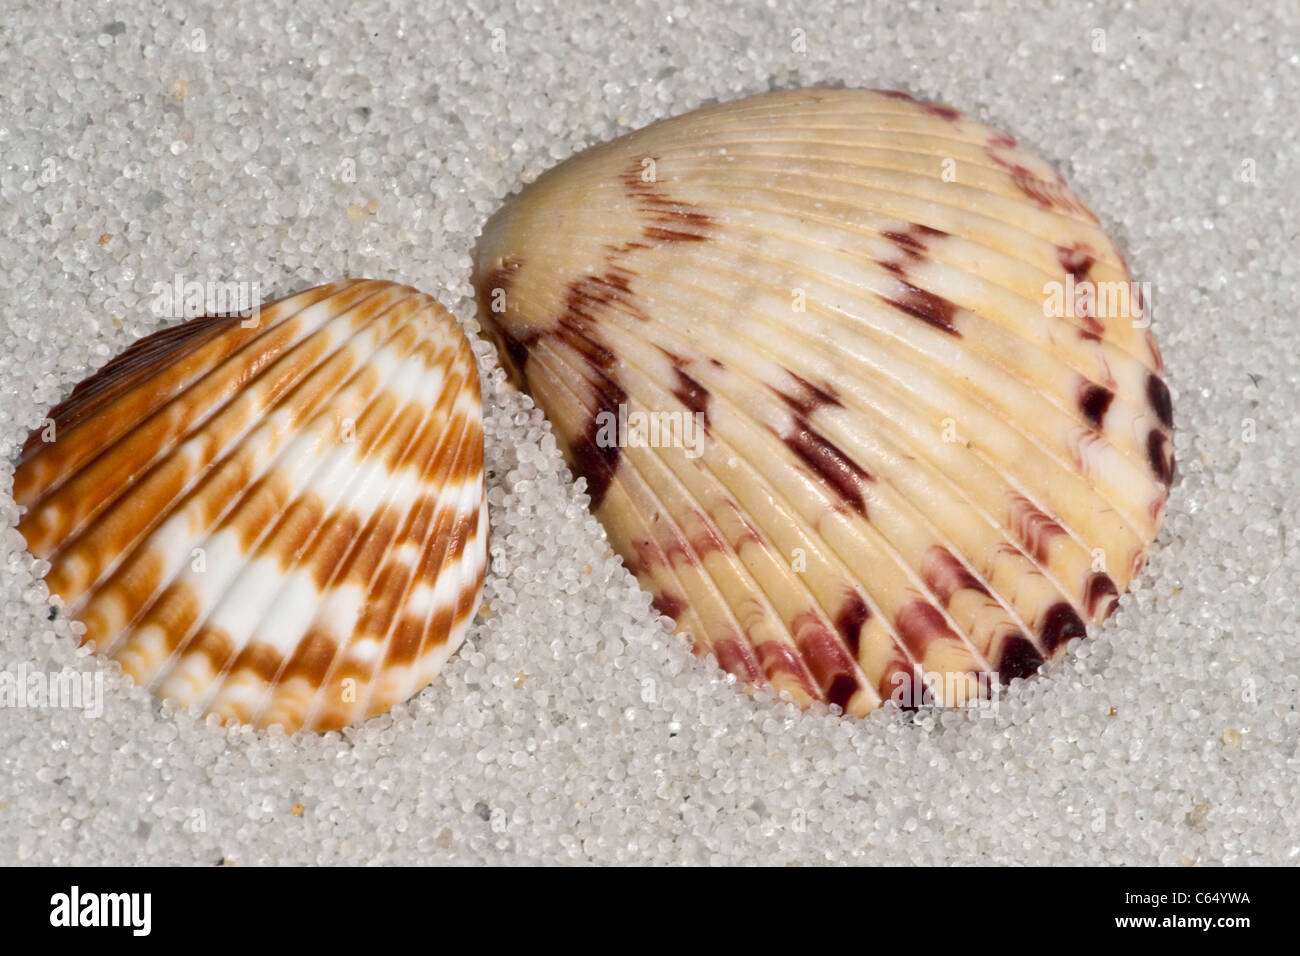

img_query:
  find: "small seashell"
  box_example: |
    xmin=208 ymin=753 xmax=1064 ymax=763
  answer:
xmin=474 ymin=88 xmax=1172 ymax=715
xmin=15 ymin=279 xmax=487 ymax=732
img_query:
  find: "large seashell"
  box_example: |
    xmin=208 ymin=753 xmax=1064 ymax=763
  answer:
xmin=474 ymin=88 xmax=1172 ymax=714
xmin=15 ymin=279 xmax=487 ymax=732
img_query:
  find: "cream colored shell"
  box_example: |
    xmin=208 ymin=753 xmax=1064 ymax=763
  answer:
xmin=474 ymin=88 xmax=1172 ymax=714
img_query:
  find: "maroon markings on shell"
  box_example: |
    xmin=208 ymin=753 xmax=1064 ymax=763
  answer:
xmin=921 ymin=545 xmax=991 ymax=606
xmin=474 ymin=256 xmax=533 ymax=375
xmin=774 ymin=370 xmax=842 ymax=416
xmin=557 ymin=272 xmax=643 ymax=367
xmin=881 ymin=222 xmax=948 ymax=259
xmin=494 ymin=327 xmax=537 ymax=381
xmin=895 ymin=599 xmax=956 ymax=656
xmin=1008 ymin=494 xmax=1066 ymax=564
xmin=671 ymin=365 xmax=711 ymax=428
xmin=1147 ymin=429 xmax=1175 ymax=486
xmin=986 ymin=149 xmax=1093 ymax=219
xmin=1056 ymin=243 xmax=1096 ymax=283
xmin=1039 ymin=601 xmax=1087 ymax=653
xmin=792 ymin=612 xmax=861 ymax=708
xmin=834 ymin=591 xmax=871 ymax=657
xmin=782 ymin=418 xmax=874 ymax=515
xmin=651 ymin=590 xmax=686 ymax=621
xmin=881 ymin=280 xmax=961 ymax=335
xmin=620 ymin=157 xmax=715 ymax=244
xmin=878 ymin=89 xmax=962 ymax=123
xmin=826 ymin=674 xmax=858 ymax=710
xmin=658 ymin=523 xmax=702 ymax=570
xmin=1078 ymin=381 xmax=1115 ymax=428
xmin=996 ymin=633 xmax=1045 ymax=682
xmin=881 ymin=230 xmax=927 ymax=260
xmin=918 ymin=101 xmax=963 ymax=122
xmin=1147 ymin=373 xmax=1173 ymax=429
xmin=1085 ymin=571 xmax=1119 ymax=620
xmin=536 ymin=160 xmax=716 ymax=512
xmin=474 ymin=255 xmax=523 ymax=303
xmin=568 ymin=375 xmax=628 ymax=510
xmin=988 ymin=129 xmax=1019 ymax=149
xmin=754 ymin=639 xmax=817 ymax=695
xmin=732 ymin=510 xmax=765 ymax=551
xmin=882 ymin=663 xmax=934 ymax=711
xmin=630 ymin=536 xmax=668 ymax=572
xmin=712 ymin=633 xmax=763 ymax=683
xmin=689 ymin=517 xmax=728 ymax=559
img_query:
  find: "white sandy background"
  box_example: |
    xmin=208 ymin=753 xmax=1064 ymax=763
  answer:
xmin=0 ymin=0 xmax=1296 ymax=864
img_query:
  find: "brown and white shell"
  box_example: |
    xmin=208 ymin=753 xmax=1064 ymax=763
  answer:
xmin=474 ymin=88 xmax=1172 ymax=714
xmin=15 ymin=279 xmax=487 ymax=732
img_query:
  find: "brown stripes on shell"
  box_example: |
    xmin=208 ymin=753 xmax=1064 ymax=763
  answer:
xmin=1085 ymin=571 xmax=1119 ymax=621
xmin=985 ymin=149 xmax=1092 ymax=219
xmin=124 ymin=580 xmax=202 ymax=657
xmin=874 ymin=223 xmax=956 ymax=335
xmin=1068 ymin=429 xmax=1106 ymax=475
xmin=772 ymin=370 xmax=842 ymax=416
xmin=620 ymin=157 xmax=715 ymax=244
xmin=881 ymin=230 xmax=928 ymax=259
xmin=656 ymin=520 xmax=702 ymax=570
xmin=881 ymin=279 xmax=961 ymax=336
xmin=988 ymin=129 xmax=1018 ymax=149
xmin=19 ymin=312 xmax=239 ymax=463
xmin=881 ymin=222 xmax=947 ymax=262
xmin=569 ymin=376 xmax=628 ymax=510
xmin=543 ymin=266 xmax=637 ymax=510
xmin=1056 ymin=248 xmax=1108 ymax=344
xmin=895 ymin=599 xmax=957 ymax=655
xmin=1147 ymin=428 xmax=1175 ymax=486
xmin=1016 ymin=176 xmax=1093 ymax=218
xmin=688 ymin=516 xmax=728 ymax=560
xmin=878 ymin=89 xmax=962 ymax=123
xmin=996 ymin=634 xmax=1044 ymax=682
xmin=782 ymin=418 xmax=873 ymax=515
xmin=790 ymin=611 xmax=861 ymax=709
xmin=279 ymin=627 xmax=339 ymax=686
xmin=187 ymin=625 xmax=236 ymax=681
xmin=471 ymin=254 xmax=531 ymax=380
xmin=1147 ymin=373 xmax=1173 ymax=429
xmin=1007 ymin=494 xmax=1066 ymax=564
xmin=753 ymin=639 xmax=817 ymax=696
xmin=1078 ymin=381 xmax=1114 ymax=428
xmin=834 ymin=591 xmax=871 ymax=657
xmin=712 ymin=632 xmax=763 ymax=683
xmin=505 ymin=163 xmax=716 ymax=511
xmin=1056 ymin=243 xmax=1096 ymax=284
xmin=671 ymin=365 xmax=710 ymax=428
xmin=884 ymin=664 xmax=935 ymax=711
xmin=1039 ymin=601 xmax=1087 ymax=653
xmin=921 ymin=545 xmax=991 ymax=606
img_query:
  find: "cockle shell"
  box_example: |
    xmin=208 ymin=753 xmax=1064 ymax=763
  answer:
xmin=474 ymin=88 xmax=1172 ymax=714
xmin=14 ymin=279 xmax=487 ymax=732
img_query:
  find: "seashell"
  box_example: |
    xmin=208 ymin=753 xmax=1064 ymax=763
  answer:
xmin=474 ymin=88 xmax=1172 ymax=714
xmin=15 ymin=279 xmax=487 ymax=732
